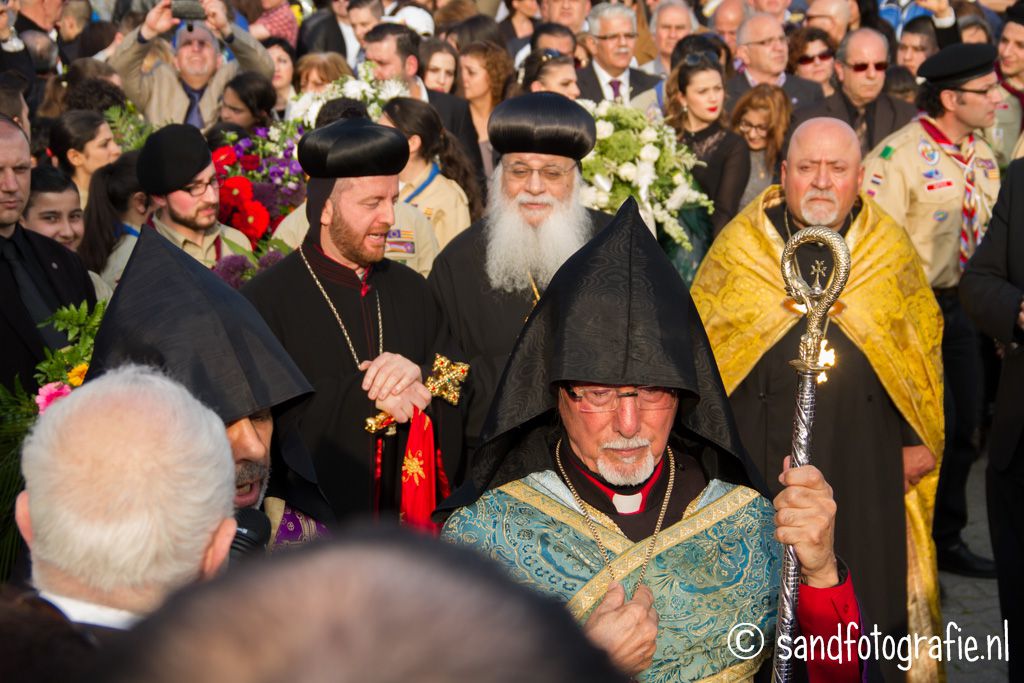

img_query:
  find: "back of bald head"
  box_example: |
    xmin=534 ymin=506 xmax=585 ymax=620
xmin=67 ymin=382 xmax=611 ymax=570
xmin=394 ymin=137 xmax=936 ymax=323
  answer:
xmin=787 ymin=117 xmax=862 ymax=165
xmin=714 ymin=0 xmax=744 ymax=21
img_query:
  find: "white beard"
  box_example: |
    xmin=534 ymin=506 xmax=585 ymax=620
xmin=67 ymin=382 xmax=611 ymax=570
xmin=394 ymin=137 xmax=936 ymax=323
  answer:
xmin=483 ymin=165 xmax=591 ymax=293
xmin=598 ymin=436 xmax=656 ymax=486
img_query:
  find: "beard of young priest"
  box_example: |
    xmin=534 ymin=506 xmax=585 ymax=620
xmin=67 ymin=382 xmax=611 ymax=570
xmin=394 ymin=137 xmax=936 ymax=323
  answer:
xmin=440 ymin=198 xmax=861 ymax=683
xmin=242 ymin=118 xmax=465 ymax=523
xmin=428 ymin=93 xmax=614 ymax=452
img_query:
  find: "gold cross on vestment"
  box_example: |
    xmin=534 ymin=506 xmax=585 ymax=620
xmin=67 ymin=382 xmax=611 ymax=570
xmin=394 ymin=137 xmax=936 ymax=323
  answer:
xmin=810 ymin=259 xmax=828 ymax=290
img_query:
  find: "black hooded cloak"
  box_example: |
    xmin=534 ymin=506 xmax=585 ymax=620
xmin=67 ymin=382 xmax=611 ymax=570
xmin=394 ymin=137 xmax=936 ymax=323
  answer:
xmin=441 ymin=199 xmax=765 ymax=518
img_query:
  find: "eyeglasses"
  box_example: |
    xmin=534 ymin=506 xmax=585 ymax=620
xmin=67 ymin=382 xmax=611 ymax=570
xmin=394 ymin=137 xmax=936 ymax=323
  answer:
xmin=954 ymin=83 xmax=1001 ymax=96
xmin=797 ymin=49 xmax=834 ymax=65
xmin=594 ymin=31 xmax=638 ymax=42
xmin=844 ymin=60 xmax=889 ymax=72
xmin=565 ymin=385 xmax=678 ymax=413
xmin=181 ymin=175 xmax=220 ymax=197
xmin=742 ymin=34 xmax=786 ymax=48
xmin=504 ymin=163 xmax=575 ymax=182
xmin=738 ymin=120 xmax=770 ymax=134
xmin=682 ymin=50 xmax=719 ymax=67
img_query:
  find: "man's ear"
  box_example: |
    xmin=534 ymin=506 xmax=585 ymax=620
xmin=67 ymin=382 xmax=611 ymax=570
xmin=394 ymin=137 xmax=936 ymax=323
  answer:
xmin=779 ymin=159 xmax=788 ymax=186
xmin=320 ymin=194 xmax=335 ymax=230
xmin=15 ymin=491 xmax=33 ymax=549
xmin=200 ymin=516 xmax=237 ymax=580
xmin=405 ymin=55 xmax=419 ymax=81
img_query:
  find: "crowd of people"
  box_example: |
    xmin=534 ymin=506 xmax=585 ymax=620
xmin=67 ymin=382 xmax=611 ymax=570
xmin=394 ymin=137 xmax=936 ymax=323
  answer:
xmin=1 ymin=0 xmax=1023 ymax=679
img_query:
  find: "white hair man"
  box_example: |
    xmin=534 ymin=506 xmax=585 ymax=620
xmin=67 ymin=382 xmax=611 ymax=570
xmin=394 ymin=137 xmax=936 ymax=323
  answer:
xmin=15 ymin=365 xmax=237 ymax=632
xmin=641 ymin=0 xmax=694 ymax=78
xmin=576 ymin=3 xmax=660 ymax=105
xmin=429 ymin=93 xmax=611 ymax=450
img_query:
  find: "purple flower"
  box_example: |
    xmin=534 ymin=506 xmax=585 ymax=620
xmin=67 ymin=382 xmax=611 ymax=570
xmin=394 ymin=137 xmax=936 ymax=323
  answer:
xmin=288 ymin=159 xmax=302 ymax=175
xmin=258 ymin=249 xmax=286 ymax=270
xmin=211 ymin=254 xmax=254 ymax=290
xmin=236 ymin=137 xmax=255 ymax=152
xmin=253 ymin=126 xmax=269 ymax=138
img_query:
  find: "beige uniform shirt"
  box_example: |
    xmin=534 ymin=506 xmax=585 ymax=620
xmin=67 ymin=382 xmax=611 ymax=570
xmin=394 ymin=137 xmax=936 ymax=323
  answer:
xmin=273 ymin=200 xmax=439 ymax=277
xmin=100 ymin=233 xmax=137 ymax=289
xmin=862 ymin=119 xmax=1000 ymax=289
xmin=398 ymin=165 xmax=471 ymax=250
xmin=982 ymin=82 xmax=1022 ymax=169
xmin=152 ymin=215 xmax=252 ymax=268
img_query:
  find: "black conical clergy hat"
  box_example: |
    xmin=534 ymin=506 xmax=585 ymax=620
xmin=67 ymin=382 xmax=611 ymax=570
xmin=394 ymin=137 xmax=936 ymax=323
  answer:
xmin=444 ymin=198 xmax=763 ymax=509
xmin=87 ymin=229 xmax=313 ymax=440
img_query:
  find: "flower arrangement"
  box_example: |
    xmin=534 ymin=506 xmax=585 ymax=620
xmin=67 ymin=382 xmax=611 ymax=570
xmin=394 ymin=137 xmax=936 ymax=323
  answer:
xmin=105 ymin=102 xmax=155 ymax=152
xmin=289 ymin=61 xmax=410 ymax=127
xmin=0 ymin=301 xmax=107 ymax=580
xmin=212 ymin=240 xmax=292 ymax=290
xmin=576 ymin=100 xmax=712 ymax=252
xmin=212 ymin=120 xmax=307 ymax=248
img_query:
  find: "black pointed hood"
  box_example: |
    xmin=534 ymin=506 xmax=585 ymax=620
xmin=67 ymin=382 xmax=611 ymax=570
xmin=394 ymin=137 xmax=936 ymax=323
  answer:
xmin=444 ymin=198 xmax=763 ymax=509
xmin=86 ymin=229 xmax=316 ymax=478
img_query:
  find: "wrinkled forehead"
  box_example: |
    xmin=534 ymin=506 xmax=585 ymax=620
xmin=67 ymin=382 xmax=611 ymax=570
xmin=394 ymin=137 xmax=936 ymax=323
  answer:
xmin=176 ymin=24 xmax=217 ymax=49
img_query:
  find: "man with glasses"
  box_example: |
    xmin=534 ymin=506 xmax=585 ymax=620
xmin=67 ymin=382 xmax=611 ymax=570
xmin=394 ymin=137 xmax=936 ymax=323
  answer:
xmin=441 ymin=198 xmax=862 ymax=681
xmin=725 ymin=13 xmax=822 ymax=113
xmin=576 ymin=3 xmax=659 ymax=105
xmin=640 ymin=0 xmax=692 ymax=79
xmin=792 ymin=28 xmax=915 ymax=155
xmin=137 ymin=124 xmax=251 ymax=268
xmin=430 ymin=93 xmax=611 ymax=450
xmin=864 ymin=43 xmax=1001 ymax=581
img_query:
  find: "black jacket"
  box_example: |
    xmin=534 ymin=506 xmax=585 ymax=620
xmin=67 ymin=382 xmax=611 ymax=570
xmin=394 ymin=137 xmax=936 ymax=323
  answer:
xmin=725 ymin=72 xmax=823 ymax=114
xmin=960 ymin=158 xmax=1024 ymax=471
xmin=791 ymin=91 xmax=916 ymax=155
xmin=1 ymin=227 xmax=95 ymax=392
xmin=426 ymin=89 xmax=485 ymax=179
xmin=575 ymin=62 xmax=661 ymax=103
xmin=296 ymin=9 xmax=347 ymax=59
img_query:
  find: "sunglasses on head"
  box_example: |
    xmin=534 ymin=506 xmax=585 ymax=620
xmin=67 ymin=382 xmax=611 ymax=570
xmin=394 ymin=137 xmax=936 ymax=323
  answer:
xmin=845 ymin=60 xmax=889 ymax=73
xmin=682 ymin=50 xmax=719 ymax=67
xmin=796 ymin=49 xmax=833 ymax=65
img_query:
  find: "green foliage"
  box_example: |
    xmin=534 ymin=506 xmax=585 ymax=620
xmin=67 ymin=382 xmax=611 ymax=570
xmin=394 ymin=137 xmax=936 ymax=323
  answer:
xmin=33 ymin=300 xmax=106 ymax=387
xmin=105 ymin=102 xmax=155 ymax=152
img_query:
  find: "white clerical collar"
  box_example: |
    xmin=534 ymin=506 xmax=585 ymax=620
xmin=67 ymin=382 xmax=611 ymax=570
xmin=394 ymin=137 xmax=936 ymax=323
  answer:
xmin=39 ymin=591 xmax=141 ymax=630
xmin=593 ymin=60 xmax=631 ymax=103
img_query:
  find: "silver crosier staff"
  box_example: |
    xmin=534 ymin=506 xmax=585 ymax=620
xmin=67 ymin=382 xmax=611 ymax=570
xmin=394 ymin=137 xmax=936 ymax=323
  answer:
xmin=771 ymin=226 xmax=851 ymax=683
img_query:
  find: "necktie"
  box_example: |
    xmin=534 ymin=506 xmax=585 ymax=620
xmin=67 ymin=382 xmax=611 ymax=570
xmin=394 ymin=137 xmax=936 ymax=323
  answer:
xmin=610 ymin=78 xmax=622 ymax=100
xmin=1 ymin=239 xmax=68 ymax=349
xmin=185 ymin=89 xmax=204 ymax=129
xmin=853 ymin=108 xmax=868 ymax=155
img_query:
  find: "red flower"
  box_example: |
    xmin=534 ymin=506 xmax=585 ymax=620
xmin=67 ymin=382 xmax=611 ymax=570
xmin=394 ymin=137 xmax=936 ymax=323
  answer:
xmin=220 ymin=175 xmax=253 ymax=211
xmin=239 ymin=154 xmax=261 ymax=172
xmin=231 ymin=200 xmax=271 ymax=247
xmin=212 ymin=146 xmax=237 ymax=172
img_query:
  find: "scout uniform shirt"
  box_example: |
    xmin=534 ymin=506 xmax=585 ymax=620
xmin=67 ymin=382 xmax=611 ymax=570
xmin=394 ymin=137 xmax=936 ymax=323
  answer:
xmin=151 ymin=215 xmax=253 ymax=269
xmin=398 ymin=163 xmax=472 ymax=250
xmin=983 ymin=81 xmax=1022 ymax=170
xmin=862 ymin=119 xmax=1000 ymax=289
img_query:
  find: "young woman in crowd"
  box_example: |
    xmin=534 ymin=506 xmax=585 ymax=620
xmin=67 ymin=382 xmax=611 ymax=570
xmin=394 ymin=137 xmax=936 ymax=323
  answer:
xmin=787 ymin=27 xmax=836 ymax=98
xmin=79 ymin=151 xmax=152 ymax=289
xmin=48 ymin=109 xmax=123 ymax=211
xmin=263 ymin=37 xmax=298 ymax=119
xmin=219 ymin=71 xmax=277 ymax=131
xmin=497 ymin=0 xmax=539 ymax=46
xmin=517 ymin=49 xmax=580 ymax=99
xmin=460 ymin=41 xmax=514 ymax=176
xmin=419 ymin=38 xmax=462 ymax=95
xmin=295 ymin=53 xmax=351 ymax=94
xmin=381 ymin=97 xmax=481 ymax=248
xmin=667 ymin=52 xmax=748 ymax=236
xmin=730 ymin=84 xmax=791 ymax=209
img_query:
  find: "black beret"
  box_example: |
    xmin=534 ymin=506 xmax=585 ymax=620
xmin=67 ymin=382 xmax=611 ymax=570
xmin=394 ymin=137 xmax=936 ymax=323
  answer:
xmin=488 ymin=92 xmax=596 ymax=161
xmin=1007 ymin=1 xmax=1024 ymax=27
xmin=297 ymin=118 xmax=409 ymax=178
xmin=137 ymin=124 xmax=213 ymax=195
xmin=918 ymin=43 xmax=997 ymax=88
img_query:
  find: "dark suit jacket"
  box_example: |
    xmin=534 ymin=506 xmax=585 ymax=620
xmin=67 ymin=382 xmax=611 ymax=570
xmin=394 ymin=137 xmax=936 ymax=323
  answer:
xmin=791 ymin=91 xmax=916 ymax=154
xmin=296 ymin=9 xmax=347 ymax=59
xmin=575 ymin=62 xmax=661 ymax=103
xmin=1 ymin=227 xmax=95 ymax=392
xmin=426 ymin=89 xmax=485 ymax=179
xmin=961 ymin=158 xmax=1024 ymax=471
xmin=725 ymin=72 xmax=823 ymax=114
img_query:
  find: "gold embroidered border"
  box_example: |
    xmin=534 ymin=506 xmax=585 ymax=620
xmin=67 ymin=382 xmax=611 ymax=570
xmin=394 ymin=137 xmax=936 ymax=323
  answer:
xmin=566 ymin=486 xmax=762 ymax=617
xmin=695 ymin=650 xmax=769 ymax=682
xmin=500 ymin=480 xmax=632 ymax=554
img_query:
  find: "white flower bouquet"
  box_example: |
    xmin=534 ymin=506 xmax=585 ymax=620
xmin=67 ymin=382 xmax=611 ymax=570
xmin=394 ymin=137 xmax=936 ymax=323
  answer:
xmin=290 ymin=61 xmax=410 ymax=128
xmin=577 ymin=99 xmax=712 ymax=252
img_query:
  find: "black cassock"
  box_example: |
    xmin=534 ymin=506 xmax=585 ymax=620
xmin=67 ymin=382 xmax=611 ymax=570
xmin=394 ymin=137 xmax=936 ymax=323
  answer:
xmin=729 ymin=204 xmax=910 ymax=680
xmin=243 ymin=246 xmax=462 ymax=524
xmin=429 ymin=210 xmax=612 ymax=448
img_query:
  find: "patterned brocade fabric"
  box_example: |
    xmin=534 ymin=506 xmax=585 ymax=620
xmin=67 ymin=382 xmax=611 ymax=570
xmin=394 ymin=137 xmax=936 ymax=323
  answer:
xmin=443 ymin=477 xmax=781 ymax=682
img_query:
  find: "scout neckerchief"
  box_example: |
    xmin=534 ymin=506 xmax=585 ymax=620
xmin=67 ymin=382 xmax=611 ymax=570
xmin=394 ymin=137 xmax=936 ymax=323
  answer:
xmin=996 ymin=63 xmax=1024 ymax=133
xmin=403 ymin=162 xmax=440 ymax=205
xmin=917 ymin=115 xmax=981 ymax=270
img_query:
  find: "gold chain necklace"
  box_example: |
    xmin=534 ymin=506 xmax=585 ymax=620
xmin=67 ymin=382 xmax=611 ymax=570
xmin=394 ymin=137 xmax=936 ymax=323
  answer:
xmin=299 ymin=245 xmax=383 ymax=367
xmin=554 ymin=439 xmax=675 ymax=587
